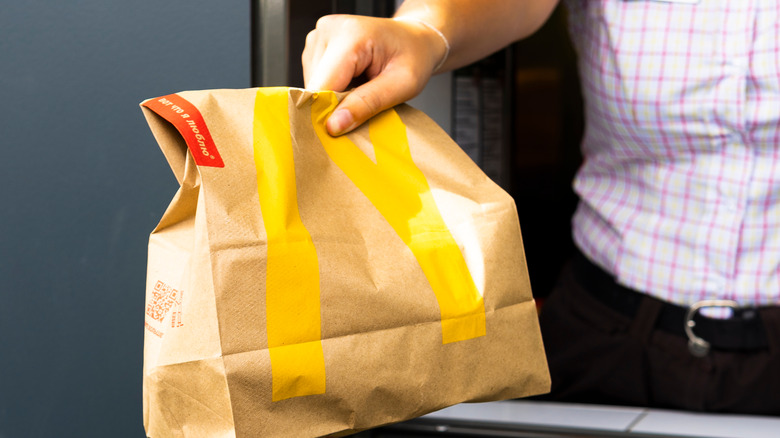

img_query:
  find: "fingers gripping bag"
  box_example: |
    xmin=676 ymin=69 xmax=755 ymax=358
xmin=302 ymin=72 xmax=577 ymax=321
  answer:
xmin=139 ymin=87 xmax=550 ymax=437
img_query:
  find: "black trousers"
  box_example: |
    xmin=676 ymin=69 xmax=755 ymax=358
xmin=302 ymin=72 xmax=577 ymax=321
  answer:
xmin=537 ymin=257 xmax=780 ymax=415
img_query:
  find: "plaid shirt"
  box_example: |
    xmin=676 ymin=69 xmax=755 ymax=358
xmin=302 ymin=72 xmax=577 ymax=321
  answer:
xmin=565 ymin=0 xmax=780 ymax=307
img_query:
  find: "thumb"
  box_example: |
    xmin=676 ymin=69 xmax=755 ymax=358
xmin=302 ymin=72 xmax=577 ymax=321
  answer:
xmin=326 ymin=70 xmax=421 ymax=136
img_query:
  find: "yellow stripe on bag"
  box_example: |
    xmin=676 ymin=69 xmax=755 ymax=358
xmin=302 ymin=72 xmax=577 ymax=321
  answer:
xmin=253 ymin=88 xmax=326 ymax=401
xmin=312 ymin=93 xmax=486 ymax=344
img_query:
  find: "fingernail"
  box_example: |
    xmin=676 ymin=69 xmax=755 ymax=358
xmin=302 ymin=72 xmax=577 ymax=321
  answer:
xmin=327 ymin=109 xmax=355 ymax=136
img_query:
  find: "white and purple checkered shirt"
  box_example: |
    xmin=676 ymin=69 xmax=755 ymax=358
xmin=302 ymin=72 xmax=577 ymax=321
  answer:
xmin=565 ymin=0 xmax=780 ymax=307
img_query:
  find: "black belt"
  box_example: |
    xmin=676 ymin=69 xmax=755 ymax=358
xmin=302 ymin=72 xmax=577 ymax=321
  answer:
xmin=572 ymin=250 xmax=769 ymax=351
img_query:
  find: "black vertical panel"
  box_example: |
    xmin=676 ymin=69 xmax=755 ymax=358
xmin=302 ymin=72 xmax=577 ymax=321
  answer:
xmin=0 ymin=1 xmax=248 ymax=437
xmin=334 ymin=0 xmax=357 ymax=13
xmin=289 ymin=0 xmax=333 ymax=87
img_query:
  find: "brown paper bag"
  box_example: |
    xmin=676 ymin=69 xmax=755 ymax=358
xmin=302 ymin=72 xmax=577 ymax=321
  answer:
xmin=139 ymin=87 xmax=549 ymax=438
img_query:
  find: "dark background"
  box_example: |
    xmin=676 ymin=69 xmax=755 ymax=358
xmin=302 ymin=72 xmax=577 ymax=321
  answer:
xmin=0 ymin=2 xmax=248 ymax=436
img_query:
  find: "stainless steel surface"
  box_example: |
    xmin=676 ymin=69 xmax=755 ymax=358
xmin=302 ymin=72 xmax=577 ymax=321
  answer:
xmin=253 ymin=0 xmax=290 ymax=86
xmin=374 ymin=401 xmax=780 ymax=438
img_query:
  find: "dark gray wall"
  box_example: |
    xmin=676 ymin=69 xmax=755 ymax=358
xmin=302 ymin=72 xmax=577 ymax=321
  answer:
xmin=0 ymin=2 xmax=248 ymax=436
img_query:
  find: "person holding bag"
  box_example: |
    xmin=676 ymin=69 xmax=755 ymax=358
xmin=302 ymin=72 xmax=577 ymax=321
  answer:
xmin=303 ymin=0 xmax=780 ymax=415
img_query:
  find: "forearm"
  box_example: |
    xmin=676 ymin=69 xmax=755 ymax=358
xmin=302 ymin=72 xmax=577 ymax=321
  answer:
xmin=303 ymin=0 xmax=560 ymax=135
xmin=395 ymin=0 xmax=560 ymax=72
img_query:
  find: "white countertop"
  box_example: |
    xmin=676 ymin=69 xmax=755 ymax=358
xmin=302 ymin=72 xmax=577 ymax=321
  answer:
xmin=414 ymin=400 xmax=780 ymax=438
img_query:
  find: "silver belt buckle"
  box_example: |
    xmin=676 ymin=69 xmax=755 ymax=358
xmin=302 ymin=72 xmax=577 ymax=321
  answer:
xmin=684 ymin=299 xmax=739 ymax=357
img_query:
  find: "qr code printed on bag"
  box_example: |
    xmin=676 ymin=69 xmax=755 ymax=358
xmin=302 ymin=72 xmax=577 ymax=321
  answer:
xmin=146 ymin=280 xmax=184 ymax=328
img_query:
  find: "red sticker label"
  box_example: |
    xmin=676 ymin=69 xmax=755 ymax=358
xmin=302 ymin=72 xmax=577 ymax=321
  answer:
xmin=143 ymin=93 xmax=225 ymax=168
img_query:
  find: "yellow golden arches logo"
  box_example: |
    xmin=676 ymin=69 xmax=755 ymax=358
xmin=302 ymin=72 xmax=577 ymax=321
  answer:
xmin=253 ymin=88 xmax=486 ymax=402
xmin=311 ymin=93 xmax=486 ymax=344
xmin=253 ymin=88 xmax=327 ymax=402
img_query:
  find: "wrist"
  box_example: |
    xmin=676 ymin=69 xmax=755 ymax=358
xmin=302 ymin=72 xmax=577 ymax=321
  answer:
xmin=392 ymin=16 xmax=451 ymax=73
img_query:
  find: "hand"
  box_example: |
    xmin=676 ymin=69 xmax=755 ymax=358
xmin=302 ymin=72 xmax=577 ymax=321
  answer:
xmin=302 ymin=14 xmax=447 ymax=136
